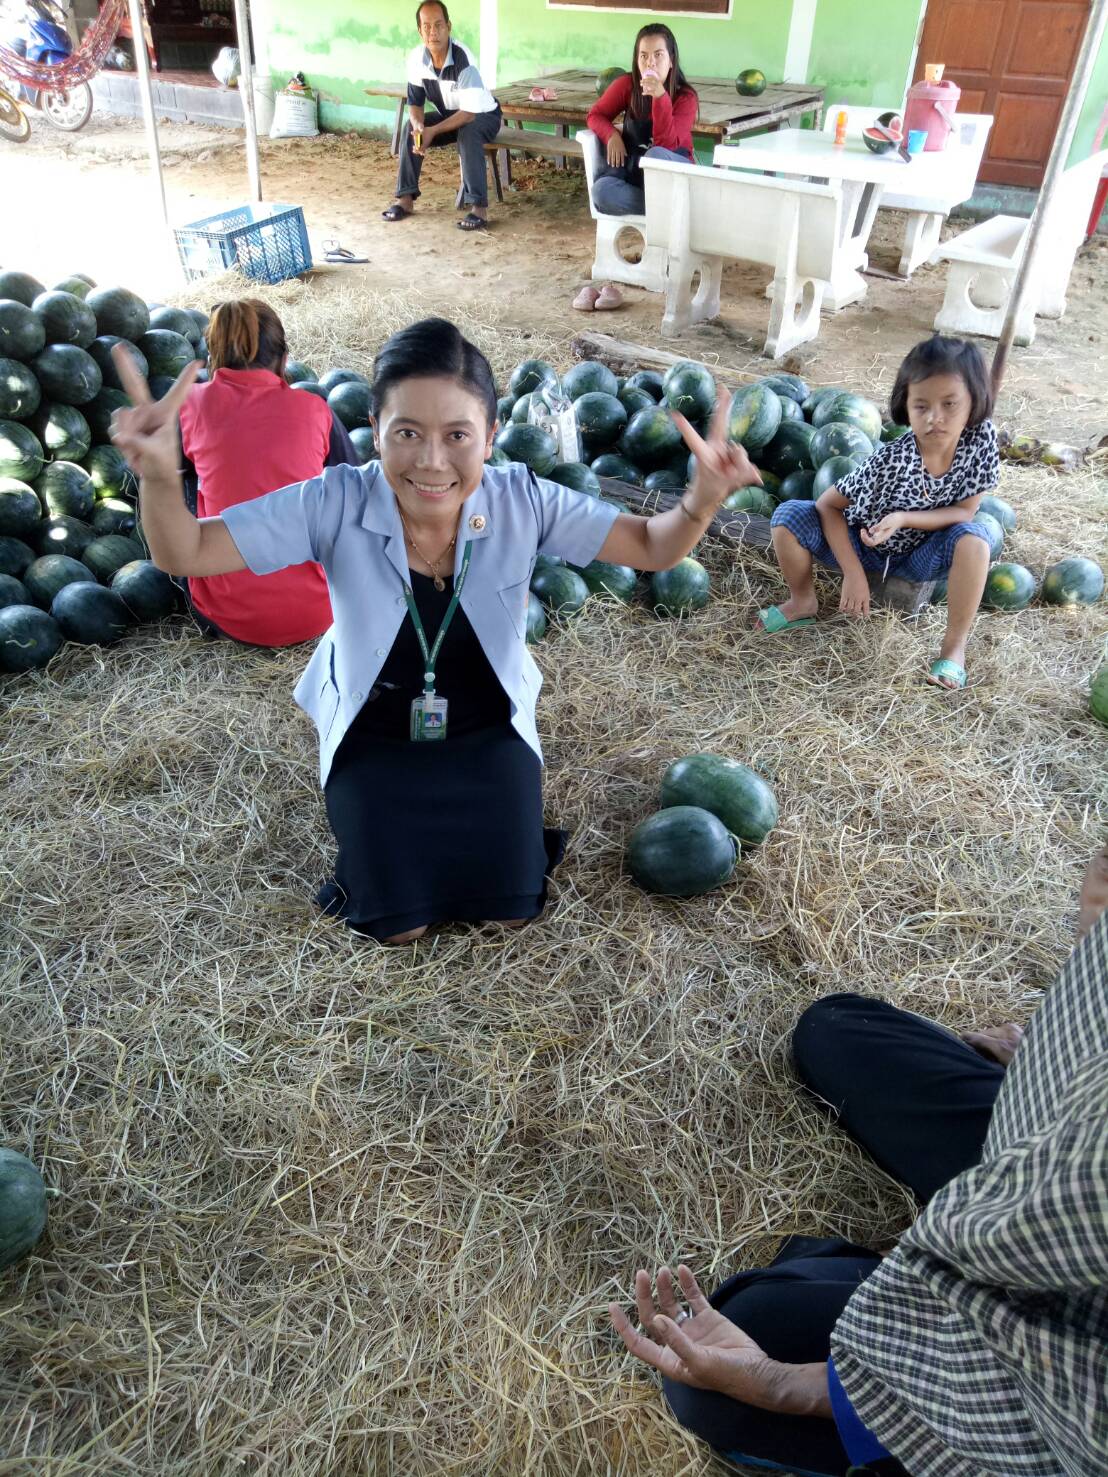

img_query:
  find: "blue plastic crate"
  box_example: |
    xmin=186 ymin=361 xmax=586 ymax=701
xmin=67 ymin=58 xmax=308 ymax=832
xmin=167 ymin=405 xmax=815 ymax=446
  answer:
xmin=174 ymin=203 xmax=312 ymax=285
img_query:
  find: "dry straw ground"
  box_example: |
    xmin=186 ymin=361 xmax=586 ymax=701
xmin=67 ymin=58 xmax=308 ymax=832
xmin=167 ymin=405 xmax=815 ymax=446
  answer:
xmin=2 ymin=280 xmax=1106 ymax=1477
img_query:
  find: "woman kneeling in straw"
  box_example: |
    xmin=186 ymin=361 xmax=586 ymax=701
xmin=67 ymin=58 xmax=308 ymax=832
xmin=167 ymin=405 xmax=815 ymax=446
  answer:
xmin=110 ymin=320 xmax=760 ymax=943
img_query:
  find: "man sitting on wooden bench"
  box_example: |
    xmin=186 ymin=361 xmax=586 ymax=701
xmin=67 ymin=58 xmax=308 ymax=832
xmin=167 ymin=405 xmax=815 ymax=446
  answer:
xmin=381 ymin=1 xmax=502 ymax=233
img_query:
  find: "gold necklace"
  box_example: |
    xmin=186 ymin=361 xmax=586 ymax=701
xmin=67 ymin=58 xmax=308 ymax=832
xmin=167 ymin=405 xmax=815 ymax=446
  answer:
xmin=399 ymin=509 xmax=457 ymax=592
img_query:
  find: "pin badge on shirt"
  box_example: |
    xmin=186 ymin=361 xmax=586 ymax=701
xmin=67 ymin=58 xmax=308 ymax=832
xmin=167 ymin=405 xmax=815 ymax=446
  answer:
xmin=468 ymin=514 xmax=486 ymax=531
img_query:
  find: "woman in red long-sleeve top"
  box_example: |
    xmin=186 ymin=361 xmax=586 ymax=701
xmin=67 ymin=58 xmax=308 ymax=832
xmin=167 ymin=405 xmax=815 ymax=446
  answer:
xmin=586 ymin=24 xmax=698 ymax=218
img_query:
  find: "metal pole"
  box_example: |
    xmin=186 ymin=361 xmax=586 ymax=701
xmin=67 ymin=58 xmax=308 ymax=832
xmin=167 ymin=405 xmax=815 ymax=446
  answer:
xmin=232 ymin=0 xmax=263 ymax=203
xmin=125 ymin=0 xmax=168 ymax=226
xmin=991 ymin=0 xmax=1108 ymax=394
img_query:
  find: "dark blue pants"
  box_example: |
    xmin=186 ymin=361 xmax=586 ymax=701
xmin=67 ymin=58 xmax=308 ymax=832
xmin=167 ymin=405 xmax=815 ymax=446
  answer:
xmin=395 ymin=107 xmax=503 ymax=209
xmin=663 ymin=995 xmax=1005 ymax=1476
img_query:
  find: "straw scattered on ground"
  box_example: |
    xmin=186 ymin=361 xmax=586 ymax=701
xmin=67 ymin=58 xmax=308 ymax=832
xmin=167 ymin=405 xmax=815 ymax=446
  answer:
xmin=2 ymin=283 xmax=1106 ymax=1477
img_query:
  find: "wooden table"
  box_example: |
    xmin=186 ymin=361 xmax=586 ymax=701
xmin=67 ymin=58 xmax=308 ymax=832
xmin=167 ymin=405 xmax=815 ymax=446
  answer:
xmin=366 ymin=71 xmax=824 ymax=166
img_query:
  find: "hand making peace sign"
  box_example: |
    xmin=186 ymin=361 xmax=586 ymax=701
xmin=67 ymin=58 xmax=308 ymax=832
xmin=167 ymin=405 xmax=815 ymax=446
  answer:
xmin=672 ymin=384 xmax=762 ymax=517
xmin=108 ymin=343 xmax=202 ymax=483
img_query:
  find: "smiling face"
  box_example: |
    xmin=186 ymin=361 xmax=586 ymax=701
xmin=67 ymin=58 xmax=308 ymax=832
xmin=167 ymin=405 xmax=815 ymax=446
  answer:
xmin=372 ymin=374 xmax=495 ymax=524
xmin=905 ymin=371 xmax=973 ymax=452
xmin=637 ymin=32 xmax=672 ymax=84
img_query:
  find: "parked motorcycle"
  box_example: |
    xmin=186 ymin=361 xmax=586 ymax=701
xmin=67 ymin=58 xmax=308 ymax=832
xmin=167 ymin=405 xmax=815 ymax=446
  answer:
xmin=1 ymin=0 xmax=93 ymax=131
xmin=0 ymin=79 xmax=31 ymax=140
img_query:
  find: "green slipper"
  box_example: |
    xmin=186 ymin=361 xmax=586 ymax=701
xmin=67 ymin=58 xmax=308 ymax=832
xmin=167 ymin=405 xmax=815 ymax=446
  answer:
xmin=756 ymin=604 xmax=815 ymax=634
xmin=926 ymin=657 xmax=966 ymax=690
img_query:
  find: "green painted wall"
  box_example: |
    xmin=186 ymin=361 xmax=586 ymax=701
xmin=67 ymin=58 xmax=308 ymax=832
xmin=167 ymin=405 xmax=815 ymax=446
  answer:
xmin=1072 ymin=35 xmax=1108 ymax=164
xmin=807 ymin=0 xmax=921 ymax=110
xmin=494 ymin=0 xmax=786 ymax=85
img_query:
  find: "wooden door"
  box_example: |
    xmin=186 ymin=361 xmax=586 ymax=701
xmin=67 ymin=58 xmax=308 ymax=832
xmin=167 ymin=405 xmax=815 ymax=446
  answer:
xmin=913 ymin=0 xmax=1091 ymax=186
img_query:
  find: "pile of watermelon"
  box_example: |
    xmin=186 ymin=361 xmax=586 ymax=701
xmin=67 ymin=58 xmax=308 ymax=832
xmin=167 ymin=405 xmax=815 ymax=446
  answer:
xmin=0 ymin=267 xmax=196 ymax=673
xmin=628 ymin=753 xmax=778 ymax=897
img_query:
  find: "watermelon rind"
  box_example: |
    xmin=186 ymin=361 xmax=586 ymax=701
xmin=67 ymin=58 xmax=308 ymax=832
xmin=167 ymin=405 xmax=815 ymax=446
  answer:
xmin=760 ymin=420 xmax=816 ymax=479
xmin=546 ymin=462 xmax=600 ymax=495
xmin=138 ymin=329 xmax=195 ymax=379
xmin=34 ymin=514 xmax=95 ymax=558
xmin=82 ymin=534 xmax=145 ymax=584
xmin=86 ymin=336 xmax=148 ymax=393
xmin=494 ymin=422 xmax=558 ymax=476
xmin=627 ymin=805 xmax=739 ymax=897
xmin=650 ymin=557 xmax=710 ymax=617
xmin=0 ymin=478 xmax=41 ymax=538
xmin=86 ymin=286 xmax=150 ymax=343
xmin=35 ymin=461 xmax=95 ymax=521
xmin=0 ymin=421 xmax=45 ymax=483
xmin=29 ymin=403 xmax=91 ymax=464
xmin=111 ymin=560 xmax=178 ymax=622
xmin=590 ymin=452 xmax=644 ymax=486
xmin=662 ymin=362 xmax=717 ymax=421
xmin=0 ymin=300 xmax=47 ymax=363
xmin=1041 ymin=557 xmax=1104 ymax=607
xmin=562 ymin=360 xmax=619 ymax=400
xmin=23 ymin=553 xmax=96 ymax=608
xmin=624 ymin=370 xmax=665 ymax=401
xmin=660 ymin=753 xmax=778 ymax=846
xmin=0 ymin=358 xmax=41 ymax=420
xmin=812 ymin=392 xmax=882 ymax=444
xmin=810 ymin=421 xmax=874 ymax=468
xmin=509 ymin=359 xmax=557 ymax=398
xmin=0 ymin=603 xmax=63 ymax=672
xmin=620 ymin=406 xmax=683 ymax=469
xmin=51 ymin=581 xmax=132 ymax=644
xmin=982 ymin=561 xmax=1037 ymax=612
xmin=0 ymin=272 xmax=47 ymax=308
xmin=812 ymin=454 xmax=862 ymax=499
xmin=524 ymin=590 xmax=546 ymax=643
xmin=531 ymin=564 xmax=589 ymax=617
xmin=574 ymin=391 xmax=628 ymax=451
xmin=0 ymin=536 xmax=34 ymax=577
xmin=32 ymin=291 xmax=97 ymax=349
xmin=978 ymin=494 xmax=1016 ymax=532
xmin=574 ymin=559 xmax=637 ymax=601
xmin=328 ymin=381 xmax=371 ymax=430
xmin=30 ymin=345 xmax=102 ymax=406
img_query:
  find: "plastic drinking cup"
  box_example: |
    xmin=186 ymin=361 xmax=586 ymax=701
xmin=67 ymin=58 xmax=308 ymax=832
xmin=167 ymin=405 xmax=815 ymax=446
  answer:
xmin=907 ymin=129 xmax=927 ymax=155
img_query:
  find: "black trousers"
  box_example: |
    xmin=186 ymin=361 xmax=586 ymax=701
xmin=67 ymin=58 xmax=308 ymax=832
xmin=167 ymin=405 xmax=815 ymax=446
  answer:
xmin=664 ymin=993 xmax=1005 ymax=1477
xmin=394 ymin=107 xmax=503 ymax=209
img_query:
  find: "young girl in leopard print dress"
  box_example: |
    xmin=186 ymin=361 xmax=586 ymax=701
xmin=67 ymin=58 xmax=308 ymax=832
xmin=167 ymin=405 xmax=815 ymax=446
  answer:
xmin=760 ymin=336 xmax=999 ymax=691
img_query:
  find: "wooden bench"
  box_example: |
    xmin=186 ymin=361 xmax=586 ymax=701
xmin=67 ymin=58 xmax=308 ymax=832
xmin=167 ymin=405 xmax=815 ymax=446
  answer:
xmin=932 ymin=148 xmax=1108 ymax=344
xmin=456 ymin=126 xmax=582 ymax=207
xmin=639 ymin=155 xmax=844 ymax=357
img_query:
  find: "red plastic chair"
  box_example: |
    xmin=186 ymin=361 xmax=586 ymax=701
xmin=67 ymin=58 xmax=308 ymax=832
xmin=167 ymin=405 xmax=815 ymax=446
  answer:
xmin=1087 ymin=102 xmax=1108 ymax=239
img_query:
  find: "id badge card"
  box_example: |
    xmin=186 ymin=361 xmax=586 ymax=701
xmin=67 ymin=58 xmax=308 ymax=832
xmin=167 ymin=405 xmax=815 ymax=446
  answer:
xmin=410 ymin=692 xmax=448 ymax=742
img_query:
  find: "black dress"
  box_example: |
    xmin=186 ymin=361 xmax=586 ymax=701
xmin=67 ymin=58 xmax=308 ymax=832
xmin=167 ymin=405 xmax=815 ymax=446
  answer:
xmin=315 ymin=571 xmax=564 ymax=940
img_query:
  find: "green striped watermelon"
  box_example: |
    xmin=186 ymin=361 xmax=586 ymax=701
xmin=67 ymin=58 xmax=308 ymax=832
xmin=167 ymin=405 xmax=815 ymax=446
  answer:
xmin=627 ymin=806 xmax=738 ymax=897
xmin=35 ymin=462 xmax=94 ymax=520
xmin=779 ymin=470 xmax=817 ymax=501
xmin=982 ymin=562 xmax=1037 ymax=611
xmin=0 ymin=421 xmax=45 ymax=482
xmin=1041 ymin=557 xmax=1104 ymax=607
xmin=0 ymin=478 xmax=40 ymax=538
xmin=87 ymin=336 xmax=148 ymax=392
xmin=0 ymin=536 xmax=34 ymax=577
xmin=30 ymin=345 xmax=102 ymax=406
xmin=978 ymin=494 xmax=1016 ymax=531
xmin=759 ymin=372 xmax=809 ymax=404
xmin=32 ymin=291 xmax=97 ymax=349
xmin=82 ymin=534 xmax=145 ymax=583
xmin=0 ymin=272 xmax=46 ymax=307
xmin=91 ymin=498 xmax=137 ymax=536
xmin=0 ymin=603 xmax=62 ymax=671
xmin=563 ymin=360 xmax=619 ymax=399
xmin=0 ymin=300 xmax=46 ymax=363
xmin=625 ymin=370 xmax=665 ymax=401
xmin=575 ymin=560 xmax=637 ymax=601
xmin=525 ymin=590 xmax=546 ymax=642
xmin=812 ymin=392 xmax=882 ymax=444
xmin=531 ymin=564 xmax=589 ymax=616
xmin=494 ymin=422 xmax=558 ymax=475
xmin=87 ymin=286 xmax=150 ymax=342
xmin=284 ymin=359 xmax=316 ymax=384
xmin=110 ymin=560 xmax=178 ymax=622
xmin=0 ymin=359 xmax=41 ymax=420
xmin=328 ymin=381 xmax=371 ymax=430
xmin=651 ymin=557 xmax=710 ymax=616
xmin=83 ymin=444 xmax=136 ymax=497
xmin=510 ymin=392 xmax=536 ymax=425
xmin=659 ymin=753 xmax=777 ymax=845
xmin=24 ymin=553 xmax=95 ymax=608
xmin=1090 ymin=663 xmax=1108 ymax=726
xmin=620 ymin=406 xmax=682 ymax=468
xmin=723 ymin=485 xmax=775 ymax=516
xmin=974 ymin=511 xmax=1005 ymax=561
xmin=34 ymin=514 xmax=94 ymax=558
xmin=149 ymin=306 xmax=201 ymax=345
xmin=0 ymin=573 xmax=27 ymax=610
xmin=728 ymin=384 xmax=781 ymax=453
xmin=51 ymin=581 xmax=131 ymax=643
xmin=590 ymin=452 xmax=643 ymax=486
xmin=84 ymin=388 xmax=131 ymax=444
xmin=760 ymin=421 xmax=815 ymax=478
xmin=812 ymin=454 xmax=862 ymax=498
xmin=644 ymin=466 xmax=687 ymax=492
xmin=810 ymin=421 xmax=873 ymax=467
xmin=801 ymin=386 xmax=841 ymax=421
xmin=546 ymin=462 xmax=600 ymax=494
xmin=663 ymin=362 xmax=716 ymax=420
xmin=619 ymin=386 xmax=656 ymax=418
xmin=509 ymin=359 xmax=557 ymax=397
xmin=30 ymin=403 xmax=90 ymax=464
xmin=574 ymin=392 xmax=627 ymax=451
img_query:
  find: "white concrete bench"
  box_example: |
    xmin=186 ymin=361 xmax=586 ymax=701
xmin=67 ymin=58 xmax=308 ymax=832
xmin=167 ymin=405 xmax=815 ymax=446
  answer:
xmin=932 ymin=148 xmax=1108 ymax=344
xmin=639 ymin=154 xmax=843 ymax=357
xmin=822 ymin=108 xmax=994 ymax=275
xmin=576 ymin=128 xmax=669 ymax=293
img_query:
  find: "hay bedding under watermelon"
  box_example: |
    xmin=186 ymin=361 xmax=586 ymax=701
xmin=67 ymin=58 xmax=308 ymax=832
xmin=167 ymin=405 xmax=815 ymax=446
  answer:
xmin=2 ymin=283 xmax=1106 ymax=1477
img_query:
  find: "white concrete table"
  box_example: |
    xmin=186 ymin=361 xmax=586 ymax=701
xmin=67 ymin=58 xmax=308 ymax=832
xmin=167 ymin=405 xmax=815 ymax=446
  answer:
xmin=713 ymin=132 xmax=976 ymax=311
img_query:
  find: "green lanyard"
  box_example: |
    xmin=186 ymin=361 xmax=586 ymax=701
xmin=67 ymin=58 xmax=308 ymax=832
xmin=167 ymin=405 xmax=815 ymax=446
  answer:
xmin=402 ymin=540 xmax=473 ymax=694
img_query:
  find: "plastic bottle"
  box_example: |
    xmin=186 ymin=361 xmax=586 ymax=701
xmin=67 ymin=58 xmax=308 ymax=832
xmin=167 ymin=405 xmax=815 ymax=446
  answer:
xmin=833 ymin=109 xmax=847 ymax=147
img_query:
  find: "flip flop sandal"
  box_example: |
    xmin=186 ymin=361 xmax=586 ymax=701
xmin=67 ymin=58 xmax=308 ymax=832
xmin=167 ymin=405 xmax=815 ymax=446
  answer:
xmin=323 ymin=240 xmax=368 ymax=263
xmin=926 ymin=657 xmax=967 ymax=690
xmin=593 ymin=284 xmax=624 ymax=310
xmin=457 ymin=213 xmax=488 ymax=231
xmin=381 ymin=204 xmax=412 ymax=222
xmin=756 ymin=604 xmax=815 ymax=634
xmin=573 ymin=285 xmax=601 ymax=311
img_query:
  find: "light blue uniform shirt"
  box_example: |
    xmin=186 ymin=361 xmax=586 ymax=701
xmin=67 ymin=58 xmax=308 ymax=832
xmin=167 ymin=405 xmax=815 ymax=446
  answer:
xmin=220 ymin=462 xmax=619 ymax=786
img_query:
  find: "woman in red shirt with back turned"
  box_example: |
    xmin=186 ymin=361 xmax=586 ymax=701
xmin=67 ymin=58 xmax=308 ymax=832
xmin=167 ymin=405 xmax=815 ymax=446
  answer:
xmin=580 ymin=25 xmax=698 ymax=309
xmin=178 ymin=299 xmax=353 ymax=646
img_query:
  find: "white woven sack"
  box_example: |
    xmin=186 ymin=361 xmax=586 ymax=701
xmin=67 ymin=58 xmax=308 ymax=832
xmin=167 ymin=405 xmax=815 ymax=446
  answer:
xmin=270 ymin=91 xmax=319 ymax=139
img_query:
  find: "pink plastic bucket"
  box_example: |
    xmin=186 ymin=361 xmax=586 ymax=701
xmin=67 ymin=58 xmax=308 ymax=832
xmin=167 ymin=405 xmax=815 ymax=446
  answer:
xmin=903 ymin=78 xmax=961 ymax=151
